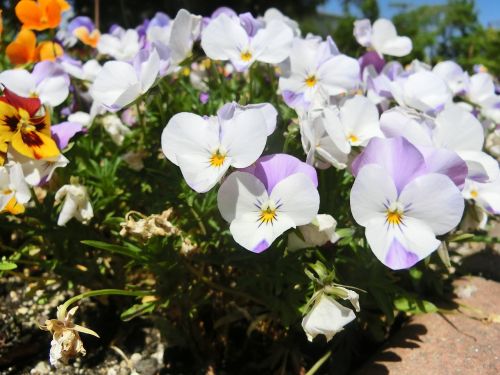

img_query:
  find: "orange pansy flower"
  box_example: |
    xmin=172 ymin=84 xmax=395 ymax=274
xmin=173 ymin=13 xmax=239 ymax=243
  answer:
xmin=73 ymin=27 xmax=100 ymax=48
xmin=15 ymin=0 xmax=70 ymax=31
xmin=37 ymin=41 xmax=64 ymax=61
xmin=6 ymin=29 xmax=37 ymax=65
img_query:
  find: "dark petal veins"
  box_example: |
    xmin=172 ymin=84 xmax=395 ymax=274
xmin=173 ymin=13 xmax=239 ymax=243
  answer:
xmin=2 ymin=115 xmax=20 ymax=132
xmin=21 ymin=131 xmax=44 ymax=147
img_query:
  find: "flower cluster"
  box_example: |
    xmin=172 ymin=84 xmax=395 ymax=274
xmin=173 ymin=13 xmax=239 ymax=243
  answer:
xmin=0 ymin=2 xmax=498 ymax=361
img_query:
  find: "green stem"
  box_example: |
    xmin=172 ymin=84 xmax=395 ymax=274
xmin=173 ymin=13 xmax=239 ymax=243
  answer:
xmin=306 ymin=350 xmax=332 ymax=375
xmin=60 ymin=289 xmax=152 ymax=317
xmin=136 ymin=102 xmax=146 ymax=145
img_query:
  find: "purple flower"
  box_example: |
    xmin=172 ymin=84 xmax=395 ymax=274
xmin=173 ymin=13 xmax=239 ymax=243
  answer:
xmin=350 ymin=137 xmax=465 ymax=270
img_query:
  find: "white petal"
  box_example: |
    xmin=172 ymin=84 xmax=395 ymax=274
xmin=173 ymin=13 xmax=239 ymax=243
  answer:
xmin=458 ymin=150 xmax=500 ymax=182
xmin=201 ymin=14 xmax=248 ymax=62
xmin=57 ymin=196 xmax=78 ymax=226
xmin=90 ymin=61 xmax=140 ymax=110
xmin=37 ymin=76 xmax=70 ymax=107
xmin=317 ymin=54 xmax=360 ymax=95
xmin=0 ymin=69 xmax=34 ymax=97
xmin=339 ymin=95 xmax=382 ymax=145
xmin=302 ymin=295 xmax=355 ymax=342
xmin=270 ymin=173 xmax=320 ymax=226
xmin=251 ymin=20 xmax=293 ymax=64
xmin=433 ymin=106 xmax=484 ymax=151
xmin=176 ymin=152 xmax=230 ymax=193
xmin=353 ymin=19 xmax=372 ymax=47
xmin=403 ymin=71 xmax=451 ymax=112
xmin=10 ymin=164 xmax=30 ymax=204
xmin=380 ymin=107 xmax=433 ymax=147
xmin=217 ymin=171 xmax=268 ymax=223
xmin=169 ymin=9 xmax=201 ymax=65
xmin=371 ymin=19 xmax=412 ymax=57
xmin=161 ymin=113 xmax=218 ymax=165
xmin=350 ymin=164 xmax=397 ymax=226
xmin=322 ymin=108 xmax=351 ymax=154
xmin=221 ymin=109 xmax=268 ymax=168
xmin=399 ymin=173 xmax=464 ymax=235
xmin=139 ymin=49 xmax=160 ymax=93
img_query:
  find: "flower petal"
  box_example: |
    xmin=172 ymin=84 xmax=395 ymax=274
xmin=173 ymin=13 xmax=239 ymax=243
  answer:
xmin=350 ymin=164 xmax=397 ymax=226
xmin=399 ymin=173 xmax=464 ymax=235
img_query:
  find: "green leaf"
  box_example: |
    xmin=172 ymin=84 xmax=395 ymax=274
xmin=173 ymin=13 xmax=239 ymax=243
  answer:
xmin=0 ymin=261 xmax=17 ymax=271
xmin=81 ymin=240 xmax=145 ymax=260
xmin=394 ymin=296 xmax=438 ymax=314
xmin=120 ymin=301 xmax=156 ymax=321
xmin=448 ymin=233 xmax=474 ymax=242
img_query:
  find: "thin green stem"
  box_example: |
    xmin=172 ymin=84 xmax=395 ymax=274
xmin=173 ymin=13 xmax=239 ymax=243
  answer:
xmin=306 ymin=350 xmax=332 ymax=375
xmin=60 ymin=289 xmax=152 ymax=317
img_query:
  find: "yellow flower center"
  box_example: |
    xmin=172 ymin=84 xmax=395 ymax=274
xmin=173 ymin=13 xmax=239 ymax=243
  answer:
xmin=386 ymin=202 xmax=404 ymax=226
xmin=240 ymin=51 xmax=252 ymax=62
xmin=347 ymin=134 xmax=359 ymax=144
xmin=305 ymin=75 xmax=317 ymax=87
xmin=470 ymin=190 xmax=478 ymax=199
xmin=209 ymin=150 xmax=226 ymax=167
xmin=259 ymin=207 xmax=277 ymax=224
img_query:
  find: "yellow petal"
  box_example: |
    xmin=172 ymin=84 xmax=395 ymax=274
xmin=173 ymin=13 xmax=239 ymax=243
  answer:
xmin=11 ymin=130 xmax=60 ymax=159
xmin=2 ymin=197 xmax=25 ymax=215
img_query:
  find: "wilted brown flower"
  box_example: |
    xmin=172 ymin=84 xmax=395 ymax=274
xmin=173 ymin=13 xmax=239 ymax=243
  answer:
xmin=40 ymin=306 xmax=99 ymax=367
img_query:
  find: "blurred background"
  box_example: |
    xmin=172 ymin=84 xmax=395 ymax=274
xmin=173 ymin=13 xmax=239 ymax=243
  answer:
xmin=68 ymin=0 xmax=499 ymax=75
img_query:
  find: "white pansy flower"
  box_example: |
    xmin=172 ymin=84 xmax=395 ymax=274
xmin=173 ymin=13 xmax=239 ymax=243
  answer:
xmin=97 ymin=27 xmax=140 ymax=61
xmin=288 ymin=214 xmax=339 ymax=251
xmin=302 ymin=294 xmax=356 ymax=342
xmin=354 ymin=18 xmax=412 ymax=57
xmin=0 ymin=163 xmax=31 ymax=211
xmin=55 ymin=179 xmax=93 ymax=226
xmin=201 ymin=13 xmax=293 ymax=71
xmin=90 ymin=49 xmax=160 ymax=111
xmin=161 ymin=105 xmax=272 ymax=193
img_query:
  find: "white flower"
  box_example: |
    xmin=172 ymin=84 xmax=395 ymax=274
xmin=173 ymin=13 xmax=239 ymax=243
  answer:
xmin=90 ymin=49 xmax=160 ymax=111
xmin=201 ymin=13 xmax=293 ymax=71
xmin=354 ymin=18 xmax=412 ymax=57
xmin=302 ymin=294 xmax=356 ymax=342
xmin=432 ymin=61 xmax=469 ymax=96
xmin=148 ymin=9 xmax=201 ymax=73
xmin=288 ymin=214 xmax=339 ymax=251
xmin=390 ymin=71 xmax=452 ymax=113
xmin=161 ymin=106 xmax=271 ymax=193
xmin=380 ymin=105 xmax=500 ymax=182
xmin=326 ymin=95 xmax=383 ymax=150
xmin=0 ymin=163 xmax=31 ymax=211
xmin=279 ymin=37 xmax=360 ymax=110
xmin=97 ymin=27 xmax=140 ymax=61
xmin=300 ymin=107 xmax=349 ymax=170
xmin=60 ymin=58 xmax=102 ymax=82
xmin=217 ymin=163 xmax=319 ymax=252
xmin=68 ymin=111 xmax=92 ymax=128
xmin=462 ymin=178 xmax=500 ymax=215
xmin=9 ymin=149 xmax=69 ymax=186
xmin=0 ymin=62 xmax=70 ymax=107
xmin=262 ymin=8 xmax=300 ymax=36
xmin=101 ymin=114 xmax=131 ymax=145
xmin=54 ymin=180 xmax=93 ymax=226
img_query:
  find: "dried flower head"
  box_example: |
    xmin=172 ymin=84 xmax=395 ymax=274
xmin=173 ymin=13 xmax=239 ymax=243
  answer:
xmin=119 ymin=209 xmax=179 ymax=241
xmin=40 ymin=306 xmax=99 ymax=367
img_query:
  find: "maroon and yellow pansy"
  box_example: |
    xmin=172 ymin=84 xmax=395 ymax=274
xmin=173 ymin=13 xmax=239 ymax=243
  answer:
xmin=0 ymin=88 xmax=60 ymax=161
